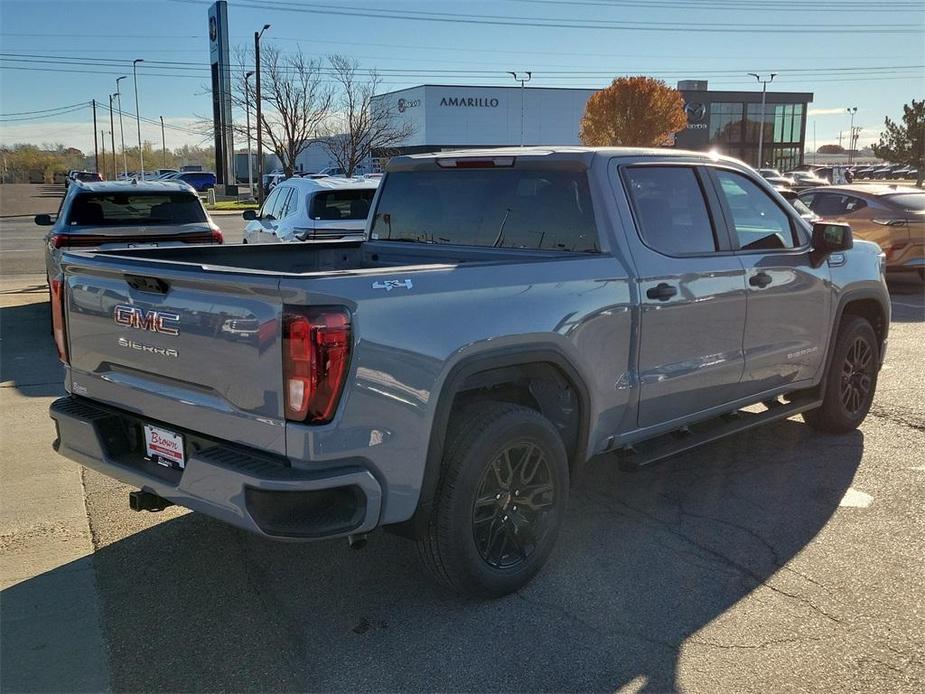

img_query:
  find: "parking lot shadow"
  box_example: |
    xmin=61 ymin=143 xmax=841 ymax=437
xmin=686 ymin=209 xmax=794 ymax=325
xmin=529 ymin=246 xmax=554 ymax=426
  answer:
xmin=0 ymin=419 xmax=862 ymax=692
xmin=0 ymin=300 xmax=63 ymax=397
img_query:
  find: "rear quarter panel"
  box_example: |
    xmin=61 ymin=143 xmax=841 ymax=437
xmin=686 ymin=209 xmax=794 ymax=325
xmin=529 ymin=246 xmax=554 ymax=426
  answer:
xmin=280 ymin=253 xmax=634 ymax=523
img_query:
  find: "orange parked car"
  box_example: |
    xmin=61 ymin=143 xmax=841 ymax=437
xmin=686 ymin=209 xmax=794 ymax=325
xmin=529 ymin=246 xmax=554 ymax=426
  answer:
xmin=798 ymin=185 xmax=925 ymax=280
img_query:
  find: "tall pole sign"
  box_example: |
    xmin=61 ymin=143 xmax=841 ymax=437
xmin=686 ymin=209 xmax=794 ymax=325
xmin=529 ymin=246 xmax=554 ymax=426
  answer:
xmin=209 ymin=1 xmax=235 ymax=187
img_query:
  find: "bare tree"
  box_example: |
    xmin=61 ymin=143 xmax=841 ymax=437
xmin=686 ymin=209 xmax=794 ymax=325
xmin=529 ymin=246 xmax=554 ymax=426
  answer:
xmin=323 ymin=55 xmax=414 ymax=177
xmin=233 ymin=46 xmax=333 ymax=177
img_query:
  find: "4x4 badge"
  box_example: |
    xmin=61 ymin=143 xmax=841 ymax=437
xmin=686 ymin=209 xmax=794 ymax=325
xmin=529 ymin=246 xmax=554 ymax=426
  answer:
xmin=372 ymin=279 xmax=413 ymax=292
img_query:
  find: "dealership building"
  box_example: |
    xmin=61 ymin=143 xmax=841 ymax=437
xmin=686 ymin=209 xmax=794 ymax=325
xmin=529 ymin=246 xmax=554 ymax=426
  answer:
xmin=372 ymin=81 xmax=813 ymax=171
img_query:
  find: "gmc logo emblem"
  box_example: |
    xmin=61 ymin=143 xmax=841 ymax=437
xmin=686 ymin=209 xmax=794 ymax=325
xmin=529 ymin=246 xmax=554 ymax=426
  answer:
xmin=113 ymin=305 xmax=180 ymax=335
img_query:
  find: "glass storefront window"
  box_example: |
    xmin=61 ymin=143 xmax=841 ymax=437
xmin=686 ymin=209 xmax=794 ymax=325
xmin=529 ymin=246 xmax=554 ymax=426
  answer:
xmin=709 ymin=102 xmax=743 ymax=144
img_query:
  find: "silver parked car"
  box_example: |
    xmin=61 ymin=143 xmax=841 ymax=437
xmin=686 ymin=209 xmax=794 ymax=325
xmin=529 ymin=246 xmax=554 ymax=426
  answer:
xmin=243 ymin=176 xmax=379 ymax=243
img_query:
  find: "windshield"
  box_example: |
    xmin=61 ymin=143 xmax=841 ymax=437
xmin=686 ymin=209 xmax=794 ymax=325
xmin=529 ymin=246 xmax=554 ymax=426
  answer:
xmin=370 ymin=169 xmax=599 ymax=252
xmin=67 ymin=192 xmax=207 ymax=226
xmin=887 ymin=193 xmax=925 ymax=212
xmin=310 ymin=189 xmax=376 ymax=221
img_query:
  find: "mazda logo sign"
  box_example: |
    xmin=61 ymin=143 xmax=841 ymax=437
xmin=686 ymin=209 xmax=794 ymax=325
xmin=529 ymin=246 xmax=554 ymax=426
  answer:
xmin=684 ymin=102 xmax=706 ymax=122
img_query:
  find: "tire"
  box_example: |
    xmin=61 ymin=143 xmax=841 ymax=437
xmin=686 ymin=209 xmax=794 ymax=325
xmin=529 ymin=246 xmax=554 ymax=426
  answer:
xmin=803 ymin=316 xmax=879 ymax=433
xmin=416 ymin=402 xmax=570 ymax=598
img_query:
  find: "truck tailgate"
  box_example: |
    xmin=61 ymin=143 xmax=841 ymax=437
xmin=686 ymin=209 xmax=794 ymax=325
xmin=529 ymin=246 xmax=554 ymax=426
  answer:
xmin=63 ymin=254 xmax=286 ymax=455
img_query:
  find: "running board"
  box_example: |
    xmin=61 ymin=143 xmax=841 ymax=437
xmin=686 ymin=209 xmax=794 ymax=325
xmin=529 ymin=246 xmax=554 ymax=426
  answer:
xmin=616 ymin=394 xmax=822 ymax=470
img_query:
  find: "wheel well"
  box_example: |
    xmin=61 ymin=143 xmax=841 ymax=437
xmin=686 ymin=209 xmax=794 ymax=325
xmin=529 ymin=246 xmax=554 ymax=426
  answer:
xmin=841 ymin=298 xmax=886 ymax=351
xmin=450 ymin=362 xmax=584 ymax=468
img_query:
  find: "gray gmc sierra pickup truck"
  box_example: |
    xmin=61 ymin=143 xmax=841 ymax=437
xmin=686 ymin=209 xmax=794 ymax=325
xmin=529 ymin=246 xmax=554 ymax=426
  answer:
xmin=49 ymin=147 xmax=890 ymax=597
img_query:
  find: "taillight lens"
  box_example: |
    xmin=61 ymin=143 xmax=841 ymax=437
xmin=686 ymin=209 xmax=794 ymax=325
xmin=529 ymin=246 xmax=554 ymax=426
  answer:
xmin=50 ymin=279 xmax=68 ymax=364
xmin=210 ymin=227 xmax=224 ymax=244
xmin=282 ymin=307 xmax=351 ymax=422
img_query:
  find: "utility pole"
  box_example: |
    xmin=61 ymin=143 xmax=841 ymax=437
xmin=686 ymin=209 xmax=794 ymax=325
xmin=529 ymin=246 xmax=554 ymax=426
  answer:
xmin=813 ymin=121 xmax=817 ymax=165
xmin=133 ymin=59 xmax=145 ymax=179
xmin=255 ymin=24 xmax=270 ymax=203
xmin=109 ymin=94 xmax=117 ymax=180
xmin=838 ymin=130 xmax=843 ymax=148
xmin=100 ymin=130 xmax=106 ymax=179
xmin=160 ymin=116 xmax=167 ymax=168
xmin=508 ymin=71 xmax=532 ymax=147
xmin=91 ymin=99 xmax=99 ymax=174
xmin=245 ymin=70 xmax=255 ymax=197
xmin=748 ymin=73 xmax=776 ymax=168
xmin=115 ymin=76 xmax=128 ymax=176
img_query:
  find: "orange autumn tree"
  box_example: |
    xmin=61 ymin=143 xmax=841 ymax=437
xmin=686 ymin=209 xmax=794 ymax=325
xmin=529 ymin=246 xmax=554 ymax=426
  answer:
xmin=579 ymin=76 xmax=687 ymax=147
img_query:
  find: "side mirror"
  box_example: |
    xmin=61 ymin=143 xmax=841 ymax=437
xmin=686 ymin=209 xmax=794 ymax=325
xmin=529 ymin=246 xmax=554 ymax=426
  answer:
xmin=242 ymin=209 xmax=258 ymax=221
xmin=810 ymin=222 xmax=853 ymax=267
xmin=34 ymin=214 xmax=53 ymax=226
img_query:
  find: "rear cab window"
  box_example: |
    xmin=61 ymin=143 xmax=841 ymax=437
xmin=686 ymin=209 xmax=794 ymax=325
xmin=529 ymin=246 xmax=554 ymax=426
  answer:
xmin=370 ymin=168 xmax=599 ymax=252
xmin=66 ymin=192 xmax=207 ymax=226
xmin=310 ymin=189 xmax=376 ymax=221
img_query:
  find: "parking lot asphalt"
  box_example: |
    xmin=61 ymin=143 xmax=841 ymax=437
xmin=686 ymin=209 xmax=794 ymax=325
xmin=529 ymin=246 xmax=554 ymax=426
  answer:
xmin=1 ymin=185 xmax=923 ymax=693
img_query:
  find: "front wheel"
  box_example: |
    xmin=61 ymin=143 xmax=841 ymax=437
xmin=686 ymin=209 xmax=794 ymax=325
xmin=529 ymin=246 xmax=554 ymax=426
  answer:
xmin=416 ymin=403 xmax=569 ymax=598
xmin=803 ymin=316 xmax=879 ymax=433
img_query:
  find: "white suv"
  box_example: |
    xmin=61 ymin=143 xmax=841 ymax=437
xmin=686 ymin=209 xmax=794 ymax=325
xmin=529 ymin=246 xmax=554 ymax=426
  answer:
xmin=242 ymin=176 xmax=379 ymax=243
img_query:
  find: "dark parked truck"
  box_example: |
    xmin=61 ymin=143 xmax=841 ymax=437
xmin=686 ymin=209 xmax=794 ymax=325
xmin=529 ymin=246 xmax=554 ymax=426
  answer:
xmin=50 ymin=148 xmax=890 ymax=596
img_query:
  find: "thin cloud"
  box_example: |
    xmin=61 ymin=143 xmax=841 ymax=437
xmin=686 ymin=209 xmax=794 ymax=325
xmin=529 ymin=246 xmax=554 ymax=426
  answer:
xmin=808 ymin=107 xmax=851 ymax=116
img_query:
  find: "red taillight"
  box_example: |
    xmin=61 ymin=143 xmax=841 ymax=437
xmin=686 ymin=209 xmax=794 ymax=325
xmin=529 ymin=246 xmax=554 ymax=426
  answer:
xmin=211 ymin=227 xmax=224 ymax=244
xmin=50 ymin=279 xmax=68 ymax=364
xmin=282 ymin=308 xmax=351 ymax=423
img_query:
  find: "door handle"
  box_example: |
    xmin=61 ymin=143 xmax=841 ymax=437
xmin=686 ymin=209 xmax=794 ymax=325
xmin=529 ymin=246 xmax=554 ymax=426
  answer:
xmin=749 ymin=272 xmax=773 ymax=288
xmin=646 ymin=282 xmax=678 ymax=301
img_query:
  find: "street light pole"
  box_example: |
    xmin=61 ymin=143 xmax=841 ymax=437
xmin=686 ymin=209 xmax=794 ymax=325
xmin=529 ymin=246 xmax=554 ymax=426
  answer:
xmin=245 ymin=70 xmax=255 ymax=197
xmin=748 ymin=72 xmax=776 ymax=168
xmin=255 ymin=24 xmax=270 ymax=204
xmin=508 ymin=71 xmax=532 ymax=147
xmin=109 ymin=94 xmax=117 ymax=180
xmin=115 ymin=76 xmax=128 ymax=177
xmin=160 ymin=116 xmax=167 ymax=168
xmin=846 ymin=107 xmax=858 ymax=165
xmin=91 ymin=99 xmax=99 ymax=174
xmin=100 ymin=130 xmax=106 ymax=179
xmin=133 ymin=59 xmax=145 ymax=179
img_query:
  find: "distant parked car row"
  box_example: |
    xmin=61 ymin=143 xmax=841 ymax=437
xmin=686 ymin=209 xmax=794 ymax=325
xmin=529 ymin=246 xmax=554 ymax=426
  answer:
xmin=851 ymin=163 xmax=919 ymax=181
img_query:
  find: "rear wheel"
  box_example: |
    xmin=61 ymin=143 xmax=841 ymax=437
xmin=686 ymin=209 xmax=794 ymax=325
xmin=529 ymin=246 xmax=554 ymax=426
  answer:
xmin=416 ymin=403 xmax=569 ymax=597
xmin=803 ymin=316 xmax=879 ymax=433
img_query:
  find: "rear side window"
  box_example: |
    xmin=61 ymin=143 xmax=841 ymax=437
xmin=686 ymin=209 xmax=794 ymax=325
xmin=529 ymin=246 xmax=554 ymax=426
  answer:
xmin=623 ymin=166 xmax=717 ymax=255
xmin=370 ymin=169 xmax=599 ymax=252
xmin=715 ymin=170 xmax=797 ymax=250
xmin=310 ymin=189 xmax=376 ymax=221
xmin=66 ymin=193 xmax=206 ymax=226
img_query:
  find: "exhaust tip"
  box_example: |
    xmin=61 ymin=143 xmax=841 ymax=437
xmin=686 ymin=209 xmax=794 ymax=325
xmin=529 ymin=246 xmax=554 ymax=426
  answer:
xmin=347 ymin=533 xmax=368 ymax=550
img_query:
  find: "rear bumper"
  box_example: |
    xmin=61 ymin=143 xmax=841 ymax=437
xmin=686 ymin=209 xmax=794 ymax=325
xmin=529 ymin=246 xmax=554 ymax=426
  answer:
xmin=49 ymin=396 xmax=382 ymax=540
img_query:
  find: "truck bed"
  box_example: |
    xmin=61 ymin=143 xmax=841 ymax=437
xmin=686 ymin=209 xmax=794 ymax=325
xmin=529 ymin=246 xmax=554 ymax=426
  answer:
xmin=79 ymin=240 xmax=578 ymax=276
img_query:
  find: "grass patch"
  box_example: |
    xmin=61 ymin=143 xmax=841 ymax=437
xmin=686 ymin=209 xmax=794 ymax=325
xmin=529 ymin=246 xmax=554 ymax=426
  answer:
xmin=206 ymin=200 xmax=258 ymax=211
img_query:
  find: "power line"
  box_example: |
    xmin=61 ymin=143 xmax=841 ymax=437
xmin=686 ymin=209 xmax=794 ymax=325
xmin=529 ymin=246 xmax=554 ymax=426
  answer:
xmin=170 ymin=0 xmax=923 ymax=33
xmin=0 ymin=104 xmax=89 ymax=122
xmin=0 ymin=101 xmax=89 ymax=117
xmin=505 ymin=0 xmax=924 ymax=11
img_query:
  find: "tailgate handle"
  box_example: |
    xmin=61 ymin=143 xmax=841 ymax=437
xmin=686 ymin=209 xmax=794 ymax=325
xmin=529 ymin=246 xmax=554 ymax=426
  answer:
xmin=125 ymin=274 xmax=170 ymax=294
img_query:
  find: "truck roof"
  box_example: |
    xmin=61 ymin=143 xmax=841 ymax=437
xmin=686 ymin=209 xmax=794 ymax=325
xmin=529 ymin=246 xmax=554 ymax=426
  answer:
xmin=70 ymin=179 xmax=198 ymax=194
xmin=387 ymin=146 xmax=740 ymax=171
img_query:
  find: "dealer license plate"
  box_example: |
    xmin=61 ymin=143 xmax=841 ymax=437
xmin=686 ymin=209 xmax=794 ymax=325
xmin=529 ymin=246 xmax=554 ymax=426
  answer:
xmin=143 ymin=423 xmax=185 ymax=469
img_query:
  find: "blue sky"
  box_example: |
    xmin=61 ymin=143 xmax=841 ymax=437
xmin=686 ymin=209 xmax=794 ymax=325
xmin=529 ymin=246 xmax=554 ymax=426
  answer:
xmin=1 ymin=0 xmax=923 ymax=152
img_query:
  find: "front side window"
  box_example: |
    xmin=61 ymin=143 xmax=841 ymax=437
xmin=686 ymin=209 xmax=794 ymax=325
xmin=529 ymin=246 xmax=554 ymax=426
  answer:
xmin=259 ymin=187 xmax=282 ymax=219
xmin=370 ymin=169 xmax=599 ymax=252
xmin=310 ymin=189 xmax=376 ymax=221
xmin=623 ymin=166 xmax=717 ymax=256
xmin=715 ymin=170 xmax=797 ymax=250
xmin=66 ymin=192 xmax=206 ymax=226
